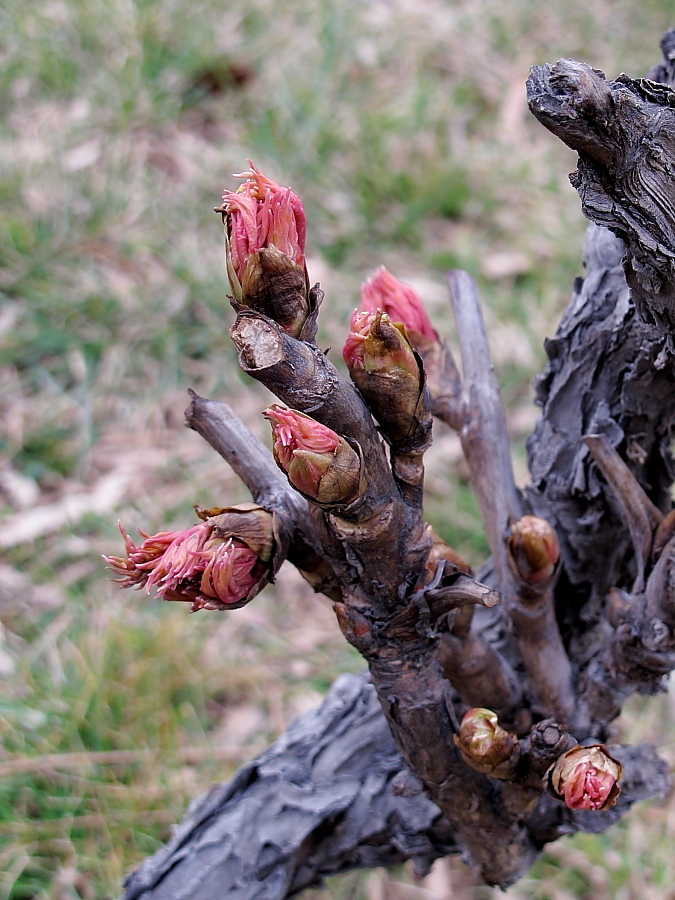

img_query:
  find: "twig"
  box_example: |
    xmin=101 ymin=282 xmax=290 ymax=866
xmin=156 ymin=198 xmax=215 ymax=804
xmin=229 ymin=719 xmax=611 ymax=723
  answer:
xmin=185 ymin=391 xmax=342 ymax=598
xmin=443 ymin=272 xmax=577 ymax=723
xmin=426 ymin=574 xmax=499 ymax=618
xmin=185 ymin=390 xmax=307 ymax=521
xmin=508 ymin=587 xmax=576 ymax=725
xmin=423 ymin=341 xmax=465 ymax=432
xmin=446 ymin=270 xmax=522 ymax=593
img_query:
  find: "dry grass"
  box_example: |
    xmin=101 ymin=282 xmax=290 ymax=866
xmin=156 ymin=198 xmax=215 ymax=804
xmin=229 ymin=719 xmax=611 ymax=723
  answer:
xmin=2 ymin=0 xmax=675 ymax=896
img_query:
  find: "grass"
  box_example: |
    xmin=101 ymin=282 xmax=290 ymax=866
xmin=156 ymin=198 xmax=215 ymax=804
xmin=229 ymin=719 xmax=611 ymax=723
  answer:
xmin=2 ymin=0 xmax=675 ymax=896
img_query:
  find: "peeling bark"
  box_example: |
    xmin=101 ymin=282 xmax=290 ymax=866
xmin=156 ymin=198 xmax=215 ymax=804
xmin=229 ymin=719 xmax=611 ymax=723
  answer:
xmin=524 ymin=224 xmax=675 ymax=619
xmin=120 ymin=674 xmax=669 ymax=900
xmin=527 ymin=56 xmax=675 ymax=334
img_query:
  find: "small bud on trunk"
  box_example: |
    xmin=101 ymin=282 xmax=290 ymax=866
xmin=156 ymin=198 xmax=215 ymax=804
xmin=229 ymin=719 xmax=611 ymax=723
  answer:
xmin=343 ymin=309 xmax=427 ymax=445
xmin=264 ymin=405 xmax=363 ymax=507
xmin=507 ymin=515 xmax=560 ymax=587
xmin=528 ymin=719 xmax=577 ymax=775
xmin=547 ymin=745 xmax=623 ymax=811
xmin=454 ymin=708 xmax=520 ymax=776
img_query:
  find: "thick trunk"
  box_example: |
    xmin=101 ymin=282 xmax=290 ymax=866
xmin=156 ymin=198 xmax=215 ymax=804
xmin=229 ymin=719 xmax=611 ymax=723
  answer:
xmin=120 ymin=672 xmax=667 ymax=900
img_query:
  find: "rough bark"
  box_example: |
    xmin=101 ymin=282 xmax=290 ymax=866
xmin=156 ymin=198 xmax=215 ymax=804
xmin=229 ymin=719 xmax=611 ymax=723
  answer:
xmin=524 ymin=225 xmax=675 ymax=623
xmin=121 ymin=673 xmax=456 ymax=900
xmin=118 ymin=32 xmax=675 ymax=900
xmin=120 ymin=672 xmax=668 ymax=900
xmin=527 ymin=53 xmax=675 ymax=335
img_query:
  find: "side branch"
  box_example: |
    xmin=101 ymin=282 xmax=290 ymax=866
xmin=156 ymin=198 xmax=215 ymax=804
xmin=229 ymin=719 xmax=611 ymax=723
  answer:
xmin=445 ymin=270 xmax=522 ymax=593
xmin=584 ymin=433 xmax=663 ymax=592
xmin=185 ymin=392 xmax=340 ymax=597
xmin=186 ymin=390 xmax=309 ymax=520
xmin=186 ymin=391 xmax=532 ymax=885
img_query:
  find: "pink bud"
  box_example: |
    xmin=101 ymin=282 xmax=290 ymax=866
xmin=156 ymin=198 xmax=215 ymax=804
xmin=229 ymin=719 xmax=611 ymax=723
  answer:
xmin=342 ymin=309 xmax=377 ymax=371
xmin=549 ymin=745 xmax=622 ymax=811
xmin=263 ymin=406 xmax=361 ymax=505
xmin=342 ymin=308 xmax=424 ymax=444
xmin=263 ymin=406 xmax=339 ymax=471
xmin=198 ymin=537 xmax=261 ymax=608
xmin=360 ymin=267 xmax=437 ymax=342
xmin=220 ymin=160 xmax=306 ymax=283
xmin=105 ymin=521 xmax=264 ymax=611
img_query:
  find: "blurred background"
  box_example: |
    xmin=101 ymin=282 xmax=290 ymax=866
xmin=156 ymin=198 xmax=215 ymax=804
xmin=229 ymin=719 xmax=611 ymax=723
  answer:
xmin=2 ymin=0 xmax=675 ymax=897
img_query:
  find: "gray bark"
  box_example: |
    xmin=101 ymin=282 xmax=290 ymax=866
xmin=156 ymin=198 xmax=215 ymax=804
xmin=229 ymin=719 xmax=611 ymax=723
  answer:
xmin=121 ymin=673 xmax=457 ymax=899
xmin=525 ymin=223 xmax=675 ymax=622
xmin=527 ymin=55 xmax=675 ymax=335
xmin=121 ymin=672 xmax=667 ymax=900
